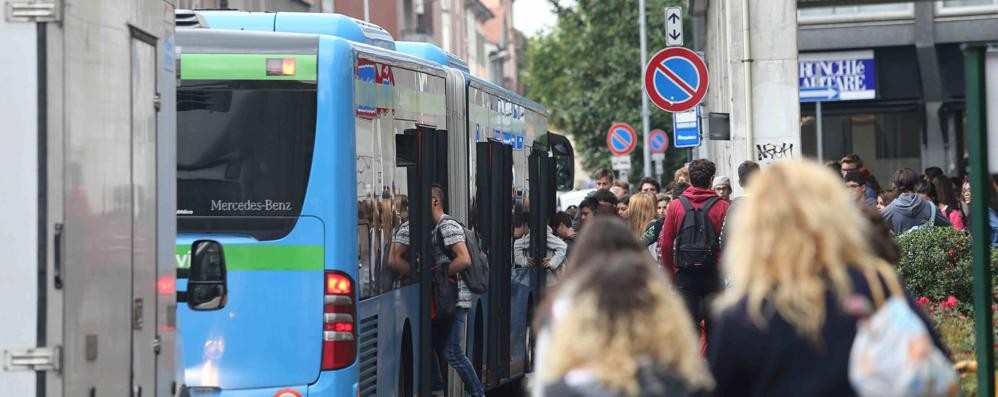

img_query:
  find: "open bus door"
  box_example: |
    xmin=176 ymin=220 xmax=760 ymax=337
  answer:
xmin=528 ymin=145 xmax=557 ymax=300
xmin=401 ymin=125 xmax=448 ymax=397
xmin=476 ymin=140 xmax=514 ymax=387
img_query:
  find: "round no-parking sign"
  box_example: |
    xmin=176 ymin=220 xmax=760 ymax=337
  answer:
xmin=606 ymin=123 xmax=638 ymax=156
xmin=644 ymin=47 xmax=709 ymax=113
xmin=649 ymin=129 xmax=669 ymax=153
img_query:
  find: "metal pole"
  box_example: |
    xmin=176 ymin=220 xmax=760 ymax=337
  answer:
xmin=964 ymin=43 xmax=995 ymax=397
xmin=741 ymin=0 xmax=754 ymax=162
xmin=363 ymin=0 xmax=370 ymax=21
xmin=639 ymin=0 xmax=651 ymax=178
xmin=816 ymin=101 xmax=824 ymax=163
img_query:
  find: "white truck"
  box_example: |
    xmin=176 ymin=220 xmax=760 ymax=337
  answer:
xmin=1 ymin=1 xmax=179 ymax=395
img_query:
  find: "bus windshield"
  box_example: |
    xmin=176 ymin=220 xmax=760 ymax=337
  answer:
xmin=177 ymin=80 xmax=317 ymax=239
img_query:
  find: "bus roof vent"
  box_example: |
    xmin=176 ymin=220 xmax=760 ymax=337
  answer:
xmin=175 ymin=10 xmax=205 ymax=28
xmin=395 ymin=42 xmax=469 ymax=73
xmin=189 ymin=11 xmax=395 ymax=50
xmin=273 ymin=13 xmax=395 ymax=50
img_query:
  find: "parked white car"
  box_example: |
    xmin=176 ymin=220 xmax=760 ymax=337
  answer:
xmin=557 ymin=188 xmax=596 ymax=211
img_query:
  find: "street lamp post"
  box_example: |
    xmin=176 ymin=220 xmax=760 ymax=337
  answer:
xmin=639 ymin=0 xmax=652 ymax=178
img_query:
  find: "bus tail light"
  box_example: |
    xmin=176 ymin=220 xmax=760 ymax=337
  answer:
xmin=322 ymin=271 xmax=356 ymax=370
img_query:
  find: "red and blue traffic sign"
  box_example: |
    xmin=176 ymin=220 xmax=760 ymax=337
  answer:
xmin=649 ymin=129 xmax=669 ymax=153
xmin=644 ymin=47 xmax=709 ymax=113
xmin=606 ymin=123 xmax=637 ymax=156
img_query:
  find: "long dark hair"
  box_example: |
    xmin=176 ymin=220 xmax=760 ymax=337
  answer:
xmin=933 ymin=177 xmax=959 ymax=210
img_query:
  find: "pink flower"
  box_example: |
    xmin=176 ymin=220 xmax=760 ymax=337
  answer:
xmin=916 ymin=297 xmax=931 ymax=307
xmin=940 ymin=296 xmax=959 ymax=309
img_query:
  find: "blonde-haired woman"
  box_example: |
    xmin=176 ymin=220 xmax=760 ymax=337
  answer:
xmin=626 ymin=192 xmax=657 ymax=240
xmin=539 ymin=252 xmax=713 ymax=396
xmin=708 ymin=161 xmax=950 ymax=397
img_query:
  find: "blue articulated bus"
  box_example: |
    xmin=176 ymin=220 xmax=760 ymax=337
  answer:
xmin=174 ymin=10 xmax=574 ymax=397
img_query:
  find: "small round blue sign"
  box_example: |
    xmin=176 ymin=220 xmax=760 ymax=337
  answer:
xmin=649 ymin=129 xmax=669 ymax=153
xmin=606 ymin=123 xmax=637 ymax=156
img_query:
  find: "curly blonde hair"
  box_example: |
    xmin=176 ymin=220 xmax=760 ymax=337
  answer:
xmin=541 ymin=252 xmax=713 ymax=395
xmin=716 ymin=160 xmax=892 ymax=343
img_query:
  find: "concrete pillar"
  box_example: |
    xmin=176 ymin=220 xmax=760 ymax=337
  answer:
xmin=700 ymin=0 xmax=801 ymax=196
xmin=914 ymin=2 xmax=950 ymax=173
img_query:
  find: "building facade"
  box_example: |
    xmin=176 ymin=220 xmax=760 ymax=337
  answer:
xmin=797 ymin=1 xmax=998 ymax=183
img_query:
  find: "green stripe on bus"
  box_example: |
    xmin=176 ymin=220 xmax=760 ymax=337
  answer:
xmin=180 ymin=54 xmax=318 ymax=81
xmin=175 ymin=244 xmax=324 ymax=271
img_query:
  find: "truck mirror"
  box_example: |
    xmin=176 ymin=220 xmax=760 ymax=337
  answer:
xmin=185 ymin=240 xmax=227 ymax=311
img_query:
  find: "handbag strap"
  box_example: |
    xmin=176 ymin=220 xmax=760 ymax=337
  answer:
xmin=861 ymin=263 xmax=904 ymax=308
xmin=927 ymin=201 xmax=939 ymax=226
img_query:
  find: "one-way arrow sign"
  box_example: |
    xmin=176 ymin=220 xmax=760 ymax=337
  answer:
xmin=800 ymin=86 xmax=840 ymax=102
xmin=666 ymin=7 xmax=683 ymax=47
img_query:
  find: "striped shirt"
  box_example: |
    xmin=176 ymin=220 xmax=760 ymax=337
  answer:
xmin=432 ymin=216 xmax=472 ymax=308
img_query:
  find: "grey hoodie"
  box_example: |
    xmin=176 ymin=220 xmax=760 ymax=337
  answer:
xmin=882 ymin=193 xmax=952 ymax=235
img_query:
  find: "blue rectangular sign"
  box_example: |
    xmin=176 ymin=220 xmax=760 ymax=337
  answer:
xmin=799 ymin=50 xmax=875 ymax=103
xmin=673 ymin=107 xmax=701 ymax=149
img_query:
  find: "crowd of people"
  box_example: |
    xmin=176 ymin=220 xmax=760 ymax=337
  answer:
xmin=529 ymin=154 xmax=998 ymax=397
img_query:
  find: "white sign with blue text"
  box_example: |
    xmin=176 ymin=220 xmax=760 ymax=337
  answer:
xmin=799 ymin=50 xmax=876 ymax=103
xmin=672 ymin=106 xmax=701 ymax=149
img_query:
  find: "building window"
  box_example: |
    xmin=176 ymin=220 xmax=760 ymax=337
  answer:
xmin=798 ymin=2 xmax=914 ymax=24
xmin=936 ymin=0 xmax=998 ymax=16
xmin=800 ymin=111 xmax=921 ymax=185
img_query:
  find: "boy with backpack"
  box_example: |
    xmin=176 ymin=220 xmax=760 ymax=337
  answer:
xmin=428 ymin=184 xmax=485 ymax=397
xmin=658 ymin=159 xmax=729 ymax=350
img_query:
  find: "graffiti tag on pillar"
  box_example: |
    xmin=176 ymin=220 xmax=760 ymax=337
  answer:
xmin=757 ymin=143 xmax=794 ymax=161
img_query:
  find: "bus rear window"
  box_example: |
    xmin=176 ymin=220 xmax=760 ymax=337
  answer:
xmin=177 ymin=80 xmax=317 ymax=238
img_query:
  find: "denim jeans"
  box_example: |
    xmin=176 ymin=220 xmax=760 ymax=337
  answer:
xmin=430 ymin=308 xmax=484 ymax=397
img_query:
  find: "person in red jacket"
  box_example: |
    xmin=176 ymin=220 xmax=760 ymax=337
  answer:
xmin=658 ymin=159 xmax=729 ymax=349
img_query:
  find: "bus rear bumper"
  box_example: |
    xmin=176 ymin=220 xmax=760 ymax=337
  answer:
xmin=307 ymin=370 xmax=358 ymax=396
xmin=182 ymin=372 xmax=355 ymax=397
xmin=184 ymin=385 xmax=308 ymax=397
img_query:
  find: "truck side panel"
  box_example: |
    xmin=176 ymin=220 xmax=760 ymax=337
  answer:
xmin=43 ymin=1 xmax=176 ymax=396
xmin=0 ymin=14 xmax=39 ymax=397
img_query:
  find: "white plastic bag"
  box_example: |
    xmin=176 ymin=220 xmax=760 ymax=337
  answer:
xmin=848 ymin=268 xmax=958 ymax=397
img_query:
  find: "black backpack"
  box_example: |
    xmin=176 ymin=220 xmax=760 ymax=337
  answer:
xmin=435 ymin=216 xmax=490 ymax=294
xmin=674 ymin=196 xmax=721 ymax=271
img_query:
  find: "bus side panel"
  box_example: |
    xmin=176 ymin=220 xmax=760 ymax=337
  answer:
xmin=0 ymin=14 xmax=39 ymax=396
xmin=356 ymin=285 xmax=421 ymax=397
xmin=308 ymin=36 xmax=361 ymax=392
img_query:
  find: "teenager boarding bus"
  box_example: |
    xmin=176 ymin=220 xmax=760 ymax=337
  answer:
xmin=174 ymin=10 xmax=574 ymax=396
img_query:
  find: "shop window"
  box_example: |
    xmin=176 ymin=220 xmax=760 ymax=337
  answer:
xmin=936 ymin=0 xmax=998 ymax=16
xmin=799 ymin=3 xmax=914 ymax=23
xmin=801 ymin=111 xmax=921 ymax=184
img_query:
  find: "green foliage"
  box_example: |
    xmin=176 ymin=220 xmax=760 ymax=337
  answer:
xmin=895 ymin=227 xmax=998 ymax=302
xmin=523 ymin=0 xmax=689 ymax=185
xmin=896 ymin=227 xmax=976 ymax=303
xmin=898 ymin=227 xmax=998 ymax=395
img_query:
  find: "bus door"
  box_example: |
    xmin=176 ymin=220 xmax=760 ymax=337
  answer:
xmin=528 ymin=146 xmax=557 ymax=300
xmin=402 ymin=125 xmax=448 ymax=397
xmin=475 ymin=140 xmax=514 ymax=387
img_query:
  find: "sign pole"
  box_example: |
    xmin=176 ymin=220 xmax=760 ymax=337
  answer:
xmin=964 ymin=43 xmax=994 ymax=397
xmin=816 ymin=101 xmax=823 ymax=163
xmin=639 ymin=0 xmax=651 ymax=178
